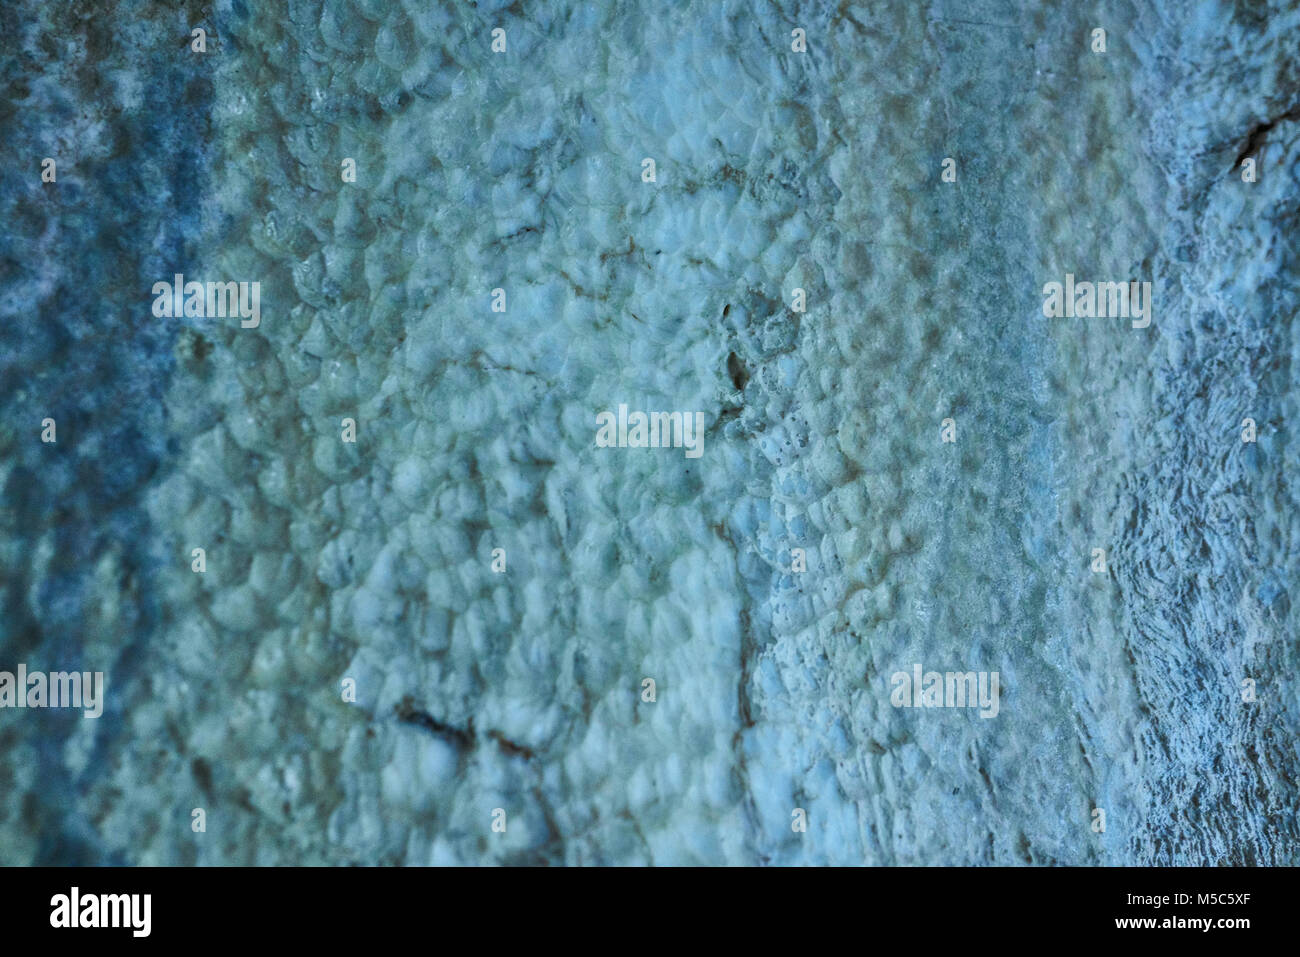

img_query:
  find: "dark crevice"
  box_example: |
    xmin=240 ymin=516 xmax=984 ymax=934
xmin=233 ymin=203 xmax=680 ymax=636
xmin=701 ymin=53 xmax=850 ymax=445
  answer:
xmin=394 ymin=696 xmax=474 ymax=750
xmin=394 ymin=696 xmax=538 ymax=761
xmin=487 ymin=730 xmax=536 ymax=761
xmin=727 ymin=351 xmax=750 ymax=391
xmin=1232 ymin=104 xmax=1300 ymax=170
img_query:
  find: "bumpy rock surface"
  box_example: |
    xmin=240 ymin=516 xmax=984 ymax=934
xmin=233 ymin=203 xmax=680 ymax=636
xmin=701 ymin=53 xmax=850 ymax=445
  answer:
xmin=1 ymin=0 xmax=1297 ymax=864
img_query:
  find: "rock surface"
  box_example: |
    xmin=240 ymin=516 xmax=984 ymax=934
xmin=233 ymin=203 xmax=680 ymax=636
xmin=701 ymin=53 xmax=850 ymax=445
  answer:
xmin=1 ymin=0 xmax=1297 ymax=865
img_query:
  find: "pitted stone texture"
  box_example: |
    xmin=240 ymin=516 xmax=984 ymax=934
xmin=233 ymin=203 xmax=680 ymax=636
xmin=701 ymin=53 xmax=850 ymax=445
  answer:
xmin=120 ymin=0 xmax=836 ymax=865
xmin=4 ymin=0 xmax=1296 ymax=866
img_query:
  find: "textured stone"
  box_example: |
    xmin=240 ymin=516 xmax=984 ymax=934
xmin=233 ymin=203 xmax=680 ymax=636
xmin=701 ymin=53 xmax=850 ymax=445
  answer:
xmin=1 ymin=0 xmax=1297 ymax=866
